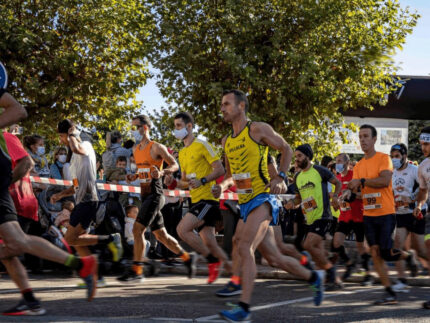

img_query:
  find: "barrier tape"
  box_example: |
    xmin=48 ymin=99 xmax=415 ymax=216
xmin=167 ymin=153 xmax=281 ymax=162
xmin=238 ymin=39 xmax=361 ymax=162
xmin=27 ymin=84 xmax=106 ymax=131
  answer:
xmin=30 ymin=176 xmax=239 ymax=200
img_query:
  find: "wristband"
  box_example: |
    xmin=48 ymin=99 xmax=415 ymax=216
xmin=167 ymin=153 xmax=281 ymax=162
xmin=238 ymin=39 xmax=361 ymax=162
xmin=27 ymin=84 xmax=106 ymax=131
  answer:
xmin=168 ymin=179 xmax=178 ymax=190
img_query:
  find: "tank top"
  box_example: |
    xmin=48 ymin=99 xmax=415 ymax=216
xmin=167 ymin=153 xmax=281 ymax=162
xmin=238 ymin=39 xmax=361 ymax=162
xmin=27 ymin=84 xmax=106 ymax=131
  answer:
xmin=225 ymin=121 xmax=270 ymax=204
xmin=133 ymin=141 xmax=163 ymax=196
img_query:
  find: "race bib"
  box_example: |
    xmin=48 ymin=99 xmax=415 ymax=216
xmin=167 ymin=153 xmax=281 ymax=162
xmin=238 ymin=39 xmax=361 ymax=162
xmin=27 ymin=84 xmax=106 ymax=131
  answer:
xmin=232 ymin=173 xmax=253 ymax=194
xmin=363 ymin=192 xmax=382 ymax=210
xmin=394 ymin=195 xmax=409 ymax=210
xmin=302 ymin=196 xmax=317 ymax=214
xmin=138 ymin=168 xmax=152 ymax=195
xmin=340 ymin=201 xmax=351 ymax=212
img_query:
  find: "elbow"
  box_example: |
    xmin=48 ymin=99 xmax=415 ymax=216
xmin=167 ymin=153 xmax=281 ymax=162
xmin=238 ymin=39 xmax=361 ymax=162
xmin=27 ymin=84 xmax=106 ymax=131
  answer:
xmin=17 ymin=105 xmax=28 ymax=121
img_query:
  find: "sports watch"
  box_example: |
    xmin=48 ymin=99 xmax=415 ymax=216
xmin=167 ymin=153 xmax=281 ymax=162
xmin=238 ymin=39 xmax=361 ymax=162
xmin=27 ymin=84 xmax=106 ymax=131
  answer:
xmin=200 ymin=177 xmax=208 ymax=185
xmin=278 ymin=171 xmax=287 ymax=180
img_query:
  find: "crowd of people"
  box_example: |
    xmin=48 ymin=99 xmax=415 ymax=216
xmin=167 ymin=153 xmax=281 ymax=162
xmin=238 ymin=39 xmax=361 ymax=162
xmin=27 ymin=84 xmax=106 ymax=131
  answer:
xmin=1 ymin=88 xmax=430 ymax=322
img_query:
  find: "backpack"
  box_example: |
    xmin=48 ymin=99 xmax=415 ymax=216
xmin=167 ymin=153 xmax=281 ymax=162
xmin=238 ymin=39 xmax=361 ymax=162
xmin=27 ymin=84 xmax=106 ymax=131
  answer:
xmin=102 ymin=146 xmax=119 ymax=170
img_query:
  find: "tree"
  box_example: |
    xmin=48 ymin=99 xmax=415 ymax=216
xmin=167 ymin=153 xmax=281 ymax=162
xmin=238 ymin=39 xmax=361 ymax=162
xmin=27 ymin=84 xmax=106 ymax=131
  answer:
xmin=147 ymin=0 xmax=419 ymax=158
xmin=0 ymin=0 xmax=154 ymax=153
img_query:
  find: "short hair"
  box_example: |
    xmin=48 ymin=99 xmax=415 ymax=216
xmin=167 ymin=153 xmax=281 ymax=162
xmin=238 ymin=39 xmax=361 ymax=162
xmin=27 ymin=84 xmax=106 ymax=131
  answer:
xmin=223 ymin=89 xmax=249 ymax=113
xmin=58 ymin=119 xmax=74 ymax=134
xmin=125 ymin=205 xmax=138 ymax=214
xmin=174 ymin=112 xmax=194 ymax=126
xmin=133 ymin=115 xmax=152 ymax=129
xmin=420 ymin=126 xmax=430 ymax=135
xmin=390 ymin=143 xmax=407 ymax=156
xmin=116 ymin=156 xmax=127 ymax=163
xmin=123 ymin=139 xmax=135 ymax=149
xmin=321 ymin=156 xmax=333 ymax=168
xmin=110 ymin=131 xmax=122 ymax=144
xmin=53 ymin=146 xmax=67 ymax=157
xmin=360 ymin=124 xmax=377 ymax=138
xmin=336 ymin=153 xmax=350 ymax=162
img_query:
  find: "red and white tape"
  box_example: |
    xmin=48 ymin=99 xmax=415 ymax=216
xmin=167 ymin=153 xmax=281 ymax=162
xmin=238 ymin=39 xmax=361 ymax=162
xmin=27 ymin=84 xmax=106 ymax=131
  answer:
xmin=29 ymin=176 xmax=239 ymax=200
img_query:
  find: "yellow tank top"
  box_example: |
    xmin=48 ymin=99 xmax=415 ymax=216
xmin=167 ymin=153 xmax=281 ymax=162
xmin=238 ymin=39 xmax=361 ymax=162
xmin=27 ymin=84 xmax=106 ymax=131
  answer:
xmin=225 ymin=121 xmax=270 ymax=204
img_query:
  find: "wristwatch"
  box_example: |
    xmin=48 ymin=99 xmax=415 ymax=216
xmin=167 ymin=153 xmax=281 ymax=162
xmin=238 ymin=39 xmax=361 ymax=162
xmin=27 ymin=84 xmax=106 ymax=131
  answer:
xmin=278 ymin=171 xmax=287 ymax=180
xmin=200 ymin=177 xmax=208 ymax=185
xmin=360 ymin=178 xmax=366 ymax=188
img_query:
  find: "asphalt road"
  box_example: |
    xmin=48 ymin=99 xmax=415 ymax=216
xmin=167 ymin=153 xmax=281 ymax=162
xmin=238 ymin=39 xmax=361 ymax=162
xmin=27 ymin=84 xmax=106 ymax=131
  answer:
xmin=1 ymin=274 xmax=430 ymax=322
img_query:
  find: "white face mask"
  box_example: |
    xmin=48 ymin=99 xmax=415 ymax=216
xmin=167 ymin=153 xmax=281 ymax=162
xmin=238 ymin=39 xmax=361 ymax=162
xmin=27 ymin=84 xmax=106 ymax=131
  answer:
xmin=132 ymin=130 xmax=142 ymax=143
xmin=173 ymin=127 xmax=188 ymax=140
xmin=58 ymin=155 xmax=67 ymax=163
xmin=130 ymin=163 xmax=137 ymax=172
xmin=37 ymin=146 xmax=45 ymax=156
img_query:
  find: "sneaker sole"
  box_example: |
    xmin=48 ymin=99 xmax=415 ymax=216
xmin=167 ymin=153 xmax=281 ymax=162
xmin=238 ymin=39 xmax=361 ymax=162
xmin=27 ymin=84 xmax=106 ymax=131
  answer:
xmin=219 ymin=313 xmax=251 ymax=323
xmin=215 ymin=290 xmax=243 ymax=297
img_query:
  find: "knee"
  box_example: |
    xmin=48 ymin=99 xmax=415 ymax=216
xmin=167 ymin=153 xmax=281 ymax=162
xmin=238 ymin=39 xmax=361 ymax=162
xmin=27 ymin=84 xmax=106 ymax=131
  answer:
xmin=132 ymin=225 xmax=144 ymax=237
xmin=370 ymin=246 xmax=379 ymax=257
xmin=176 ymin=225 xmax=185 ymax=239
xmin=237 ymin=241 xmax=252 ymax=258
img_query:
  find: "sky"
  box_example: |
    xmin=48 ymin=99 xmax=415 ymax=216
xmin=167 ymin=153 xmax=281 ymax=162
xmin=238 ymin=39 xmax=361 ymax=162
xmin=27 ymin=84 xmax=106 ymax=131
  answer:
xmin=137 ymin=0 xmax=430 ymax=113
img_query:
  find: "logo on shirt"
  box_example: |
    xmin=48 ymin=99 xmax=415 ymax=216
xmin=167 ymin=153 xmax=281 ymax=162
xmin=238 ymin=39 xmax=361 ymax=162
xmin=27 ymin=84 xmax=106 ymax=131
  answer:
xmin=228 ymin=144 xmax=245 ymax=153
xmin=394 ymin=178 xmax=405 ymax=188
xmin=299 ymin=181 xmax=315 ymax=191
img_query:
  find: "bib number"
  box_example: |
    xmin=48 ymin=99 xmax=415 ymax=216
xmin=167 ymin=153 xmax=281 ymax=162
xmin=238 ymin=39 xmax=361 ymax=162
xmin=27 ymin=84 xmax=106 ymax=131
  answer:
xmin=302 ymin=196 xmax=317 ymax=213
xmin=363 ymin=192 xmax=382 ymax=210
xmin=138 ymin=168 xmax=152 ymax=195
xmin=232 ymin=173 xmax=253 ymax=194
xmin=340 ymin=201 xmax=351 ymax=212
xmin=394 ymin=195 xmax=409 ymax=210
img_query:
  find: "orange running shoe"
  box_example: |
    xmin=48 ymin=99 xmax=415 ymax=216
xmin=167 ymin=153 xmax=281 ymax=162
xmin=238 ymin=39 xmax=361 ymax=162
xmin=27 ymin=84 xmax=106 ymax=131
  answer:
xmin=208 ymin=262 xmax=221 ymax=284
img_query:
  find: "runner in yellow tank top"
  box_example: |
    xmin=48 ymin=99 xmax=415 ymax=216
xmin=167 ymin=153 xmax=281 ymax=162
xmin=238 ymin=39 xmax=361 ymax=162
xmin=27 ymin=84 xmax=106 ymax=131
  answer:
xmin=214 ymin=90 xmax=324 ymax=322
xmin=165 ymin=112 xmax=231 ymax=284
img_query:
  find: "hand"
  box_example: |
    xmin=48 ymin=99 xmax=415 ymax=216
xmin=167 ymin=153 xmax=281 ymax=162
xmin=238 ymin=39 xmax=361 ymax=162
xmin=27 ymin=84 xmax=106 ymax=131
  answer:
xmin=413 ymin=206 xmax=423 ymax=219
xmin=211 ymin=184 xmax=222 ymax=199
xmin=348 ymin=179 xmax=361 ymax=191
xmin=189 ymin=178 xmax=202 ymax=189
xmin=50 ymin=193 xmax=61 ymax=204
xmin=265 ymin=177 xmax=287 ymax=195
xmin=340 ymin=189 xmax=352 ymax=202
xmin=126 ymin=174 xmax=138 ymax=183
xmin=164 ymin=174 xmax=174 ymax=186
xmin=284 ymin=199 xmax=295 ymax=210
xmin=331 ymin=196 xmax=340 ymax=210
xmin=150 ymin=166 xmax=163 ymax=179
xmin=68 ymin=125 xmax=76 ymax=136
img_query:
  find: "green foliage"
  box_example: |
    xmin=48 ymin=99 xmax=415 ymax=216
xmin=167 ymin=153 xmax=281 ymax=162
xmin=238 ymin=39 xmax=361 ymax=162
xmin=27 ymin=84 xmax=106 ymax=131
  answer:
xmin=146 ymin=0 xmax=419 ymax=159
xmin=0 ymin=0 xmax=154 ymax=153
xmin=408 ymin=120 xmax=430 ymax=163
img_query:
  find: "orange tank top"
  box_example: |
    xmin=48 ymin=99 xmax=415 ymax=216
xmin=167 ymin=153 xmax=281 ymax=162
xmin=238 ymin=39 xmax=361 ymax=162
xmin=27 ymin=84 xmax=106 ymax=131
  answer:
xmin=133 ymin=141 xmax=163 ymax=195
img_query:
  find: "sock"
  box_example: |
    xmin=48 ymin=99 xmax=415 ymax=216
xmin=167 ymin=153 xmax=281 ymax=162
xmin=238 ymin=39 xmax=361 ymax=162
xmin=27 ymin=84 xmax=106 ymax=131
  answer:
xmin=179 ymin=251 xmax=190 ymax=262
xmin=361 ymin=253 xmax=370 ymax=271
xmin=132 ymin=262 xmax=143 ymax=276
xmin=386 ymin=286 xmax=396 ymax=297
xmin=238 ymin=301 xmax=250 ymax=312
xmin=326 ymin=266 xmax=336 ymax=283
xmin=22 ymin=288 xmax=37 ymax=303
xmin=231 ymin=275 xmax=240 ymax=285
xmin=300 ymin=254 xmax=308 ymax=266
xmin=307 ymin=271 xmax=318 ymax=284
xmin=98 ymin=235 xmax=114 ymax=245
xmin=399 ymin=277 xmax=407 ymax=284
xmin=64 ymin=255 xmax=81 ymax=270
xmin=206 ymin=253 xmax=219 ymax=264
xmin=338 ymin=246 xmax=350 ymax=263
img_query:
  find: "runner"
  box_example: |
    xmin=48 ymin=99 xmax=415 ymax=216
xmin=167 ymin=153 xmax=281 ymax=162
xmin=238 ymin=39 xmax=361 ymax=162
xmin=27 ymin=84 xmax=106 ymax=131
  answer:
xmin=390 ymin=143 xmax=424 ymax=292
xmin=170 ymin=111 xmax=231 ymax=283
xmin=0 ymin=90 xmax=97 ymax=305
xmin=347 ymin=124 xmax=415 ymax=305
xmin=118 ymin=115 xmax=193 ymax=282
xmin=414 ymin=126 xmax=430 ymax=309
xmin=332 ymin=153 xmax=373 ymax=286
xmin=218 ymin=90 xmax=324 ymax=322
xmin=284 ymin=144 xmax=342 ymax=290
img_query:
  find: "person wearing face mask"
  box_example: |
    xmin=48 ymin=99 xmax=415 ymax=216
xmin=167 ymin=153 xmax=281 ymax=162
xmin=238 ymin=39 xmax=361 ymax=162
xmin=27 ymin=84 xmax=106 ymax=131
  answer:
xmin=390 ymin=143 xmax=424 ymax=293
xmin=23 ymin=134 xmax=50 ymax=177
xmin=285 ymin=144 xmax=342 ymax=292
xmin=49 ymin=147 xmax=68 ymax=180
xmin=332 ymin=153 xmax=372 ymax=287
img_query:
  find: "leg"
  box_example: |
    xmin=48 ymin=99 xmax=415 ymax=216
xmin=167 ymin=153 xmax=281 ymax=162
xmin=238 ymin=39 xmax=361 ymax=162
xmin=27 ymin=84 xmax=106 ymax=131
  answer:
xmin=177 ymin=213 xmax=210 ymax=256
xmin=132 ymin=221 xmax=147 ymax=262
xmin=1 ymin=257 xmax=31 ymax=290
xmin=199 ymin=226 xmax=231 ymax=272
xmin=64 ymin=224 xmax=99 ymax=246
xmin=370 ymin=245 xmax=391 ymax=287
xmin=303 ymin=233 xmax=330 ymax=269
xmin=411 ymin=233 xmax=428 ymax=260
xmin=394 ymin=227 xmax=408 ymax=280
xmin=153 ymin=227 xmax=183 ymax=255
xmin=273 ymin=225 xmax=302 ymax=261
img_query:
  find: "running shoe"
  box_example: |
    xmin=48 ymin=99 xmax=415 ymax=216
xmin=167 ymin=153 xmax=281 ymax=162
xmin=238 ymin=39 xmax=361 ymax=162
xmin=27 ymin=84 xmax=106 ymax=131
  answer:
xmin=325 ymin=282 xmax=344 ymax=291
xmin=361 ymin=274 xmax=374 ymax=286
xmin=184 ymin=252 xmax=197 ymax=278
xmin=309 ymin=270 xmax=324 ymax=306
xmin=301 ymin=251 xmax=314 ymax=270
xmin=405 ymin=251 xmax=418 ymax=278
xmin=2 ymin=299 xmax=46 ymax=316
xmin=208 ymin=261 xmax=222 ymax=284
xmin=78 ymin=255 xmax=98 ymax=302
xmin=423 ymin=301 xmax=430 ymax=309
xmin=76 ymin=277 xmax=107 ymax=289
xmin=219 ymin=306 xmax=251 ymax=322
xmin=117 ymin=269 xmax=145 ymax=283
xmin=108 ymin=233 xmax=123 ymax=262
xmin=342 ymin=262 xmax=355 ymax=281
xmin=216 ymin=281 xmax=242 ymax=297
xmin=392 ymin=280 xmax=409 ymax=293
xmin=373 ymin=294 xmax=397 ymax=305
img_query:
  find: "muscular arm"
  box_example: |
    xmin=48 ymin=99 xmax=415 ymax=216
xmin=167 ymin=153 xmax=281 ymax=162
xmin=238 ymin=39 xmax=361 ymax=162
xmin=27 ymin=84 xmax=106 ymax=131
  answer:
xmin=11 ymin=156 xmax=34 ymax=183
xmin=0 ymin=92 xmax=28 ymax=128
xmin=204 ymin=160 xmax=225 ymax=182
xmin=364 ymin=170 xmax=392 ymax=188
xmin=155 ymin=143 xmax=179 ymax=175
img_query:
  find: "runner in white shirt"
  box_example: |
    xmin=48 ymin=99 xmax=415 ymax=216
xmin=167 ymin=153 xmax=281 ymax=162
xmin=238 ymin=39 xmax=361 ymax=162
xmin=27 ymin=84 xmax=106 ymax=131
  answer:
xmin=390 ymin=143 xmax=423 ymax=292
xmin=413 ymin=127 xmax=430 ymax=309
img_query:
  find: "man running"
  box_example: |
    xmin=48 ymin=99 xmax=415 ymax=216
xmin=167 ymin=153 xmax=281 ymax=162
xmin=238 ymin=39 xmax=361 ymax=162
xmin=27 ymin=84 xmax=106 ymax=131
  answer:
xmin=0 ymin=89 xmax=97 ymax=305
xmin=390 ymin=143 xmax=424 ymax=292
xmin=332 ymin=153 xmax=372 ymax=286
xmin=347 ymin=124 xmax=415 ymax=305
xmin=170 ymin=111 xmax=230 ymax=283
xmin=285 ymin=144 xmax=342 ymax=290
xmin=414 ymin=126 xmax=430 ymax=309
xmin=218 ymin=90 xmax=324 ymax=322
xmin=118 ymin=115 xmax=192 ymax=282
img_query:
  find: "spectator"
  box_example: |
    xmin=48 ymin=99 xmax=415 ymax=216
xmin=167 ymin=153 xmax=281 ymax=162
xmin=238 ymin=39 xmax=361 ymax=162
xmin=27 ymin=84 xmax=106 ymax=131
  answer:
xmin=104 ymin=131 xmax=132 ymax=169
xmin=105 ymin=156 xmax=127 ymax=183
xmin=49 ymin=147 xmax=68 ymax=180
xmin=23 ymin=134 xmax=50 ymax=177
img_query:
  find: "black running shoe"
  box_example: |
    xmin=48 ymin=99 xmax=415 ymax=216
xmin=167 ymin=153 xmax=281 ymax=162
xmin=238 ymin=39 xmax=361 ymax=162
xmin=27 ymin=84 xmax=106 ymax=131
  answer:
xmin=405 ymin=252 xmax=418 ymax=278
xmin=325 ymin=282 xmax=344 ymax=291
xmin=374 ymin=295 xmax=397 ymax=305
xmin=423 ymin=301 xmax=430 ymax=309
xmin=361 ymin=274 xmax=374 ymax=286
xmin=2 ymin=299 xmax=46 ymax=316
xmin=117 ymin=269 xmax=144 ymax=283
xmin=342 ymin=263 xmax=355 ymax=281
xmin=183 ymin=252 xmax=197 ymax=279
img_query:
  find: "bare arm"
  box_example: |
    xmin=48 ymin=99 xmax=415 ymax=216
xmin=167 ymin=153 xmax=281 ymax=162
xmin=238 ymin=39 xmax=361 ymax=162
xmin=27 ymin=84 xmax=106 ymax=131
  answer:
xmin=0 ymin=92 xmax=28 ymax=128
xmin=155 ymin=143 xmax=179 ymax=175
xmin=11 ymin=156 xmax=34 ymax=183
xmin=364 ymin=170 xmax=392 ymax=188
xmin=106 ymin=132 xmax=112 ymax=149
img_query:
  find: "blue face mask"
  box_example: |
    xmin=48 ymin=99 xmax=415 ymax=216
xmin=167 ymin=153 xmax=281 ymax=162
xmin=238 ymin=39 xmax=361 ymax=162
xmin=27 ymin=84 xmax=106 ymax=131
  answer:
xmin=37 ymin=146 xmax=45 ymax=156
xmin=335 ymin=163 xmax=345 ymax=173
xmin=392 ymin=158 xmax=403 ymax=170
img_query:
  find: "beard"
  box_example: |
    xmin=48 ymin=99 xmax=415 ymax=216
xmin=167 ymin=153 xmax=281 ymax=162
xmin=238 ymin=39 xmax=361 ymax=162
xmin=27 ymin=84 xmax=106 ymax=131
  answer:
xmin=297 ymin=159 xmax=309 ymax=169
